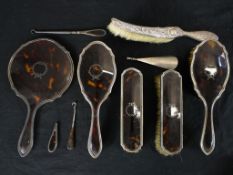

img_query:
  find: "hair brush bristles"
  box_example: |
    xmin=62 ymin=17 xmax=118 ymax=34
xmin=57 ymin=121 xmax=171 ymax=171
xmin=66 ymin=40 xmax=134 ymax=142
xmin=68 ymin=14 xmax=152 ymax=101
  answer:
xmin=188 ymin=47 xmax=196 ymax=66
xmin=107 ymin=21 xmax=173 ymax=44
xmin=154 ymin=76 xmax=170 ymax=156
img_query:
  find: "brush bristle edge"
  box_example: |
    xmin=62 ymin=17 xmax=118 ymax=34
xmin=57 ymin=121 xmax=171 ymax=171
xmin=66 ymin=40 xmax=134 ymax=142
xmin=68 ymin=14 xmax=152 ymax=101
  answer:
xmin=107 ymin=22 xmax=173 ymax=44
xmin=154 ymin=76 xmax=171 ymax=156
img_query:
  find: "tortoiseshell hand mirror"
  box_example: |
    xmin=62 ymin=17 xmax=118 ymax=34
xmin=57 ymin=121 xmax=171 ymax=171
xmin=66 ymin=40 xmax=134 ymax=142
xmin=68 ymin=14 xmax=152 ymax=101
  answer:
xmin=190 ymin=40 xmax=230 ymax=155
xmin=78 ymin=41 xmax=116 ymax=158
xmin=8 ymin=38 xmax=74 ymax=157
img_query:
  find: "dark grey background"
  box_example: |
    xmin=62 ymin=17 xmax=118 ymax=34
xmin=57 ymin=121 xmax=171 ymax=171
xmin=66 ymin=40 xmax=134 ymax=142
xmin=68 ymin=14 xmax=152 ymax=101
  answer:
xmin=0 ymin=0 xmax=233 ymax=174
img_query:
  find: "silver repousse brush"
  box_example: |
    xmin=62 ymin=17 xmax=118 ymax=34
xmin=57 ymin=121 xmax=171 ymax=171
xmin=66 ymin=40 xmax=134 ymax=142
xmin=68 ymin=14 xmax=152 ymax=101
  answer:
xmin=108 ymin=18 xmax=218 ymax=43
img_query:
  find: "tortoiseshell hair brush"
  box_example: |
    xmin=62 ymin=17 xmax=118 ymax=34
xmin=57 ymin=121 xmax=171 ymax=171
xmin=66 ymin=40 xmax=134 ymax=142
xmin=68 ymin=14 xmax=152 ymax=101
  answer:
xmin=155 ymin=69 xmax=183 ymax=156
xmin=189 ymin=40 xmax=230 ymax=155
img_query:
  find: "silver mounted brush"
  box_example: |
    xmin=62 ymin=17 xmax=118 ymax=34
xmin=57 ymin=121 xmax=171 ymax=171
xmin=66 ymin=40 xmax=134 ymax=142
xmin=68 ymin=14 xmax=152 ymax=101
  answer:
xmin=155 ymin=69 xmax=183 ymax=156
xmin=108 ymin=18 xmax=218 ymax=43
xmin=77 ymin=41 xmax=117 ymax=159
xmin=121 ymin=67 xmax=143 ymax=153
xmin=190 ymin=40 xmax=230 ymax=155
xmin=127 ymin=56 xmax=178 ymax=69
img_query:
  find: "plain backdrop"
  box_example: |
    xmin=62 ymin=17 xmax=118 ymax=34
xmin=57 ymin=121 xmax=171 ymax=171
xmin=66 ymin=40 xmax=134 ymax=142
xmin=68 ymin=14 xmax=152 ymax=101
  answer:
xmin=0 ymin=0 xmax=233 ymax=174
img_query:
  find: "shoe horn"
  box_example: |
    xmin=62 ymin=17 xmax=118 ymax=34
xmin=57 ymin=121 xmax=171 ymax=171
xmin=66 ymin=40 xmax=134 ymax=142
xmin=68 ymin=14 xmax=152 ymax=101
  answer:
xmin=127 ymin=56 xmax=178 ymax=69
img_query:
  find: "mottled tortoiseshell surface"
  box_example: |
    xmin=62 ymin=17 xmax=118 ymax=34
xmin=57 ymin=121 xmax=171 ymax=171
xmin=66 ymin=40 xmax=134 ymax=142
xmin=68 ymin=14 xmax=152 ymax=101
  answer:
xmin=9 ymin=39 xmax=73 ymax=106
xmin=161 ymin=71 xmax=182 ymax=154
xmin=121 ymin=69 xmax=143 ymax=152
xmin=78 ymin=42 xmax=116 ymax=156
xmin=79 ymin=44 xmax=115 ymax=108
xmin=192 ymin=40 xmax=229 ymax=104
xmin=191 ymin=40 xmax=229 ymax=150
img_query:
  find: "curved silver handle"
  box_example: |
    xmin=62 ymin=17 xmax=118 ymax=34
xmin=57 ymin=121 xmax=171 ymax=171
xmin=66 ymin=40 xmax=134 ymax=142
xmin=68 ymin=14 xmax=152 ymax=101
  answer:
xmin=184 ymin=31 xmax=219 ymax=42
xmin=200 ymin=103 xmax=215 ymax=155
xmin=87 ymin=108 xmax=102 ymax=158
xmin=17 ymin=106 xmax=37 ymax=157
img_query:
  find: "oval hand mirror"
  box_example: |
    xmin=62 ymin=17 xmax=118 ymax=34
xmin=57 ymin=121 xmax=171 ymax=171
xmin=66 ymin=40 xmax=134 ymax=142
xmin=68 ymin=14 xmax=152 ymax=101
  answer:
xmin=78 ymin=41 xmax=117 ymax=158
xmin=8 ymin=38 xmax=74 ymax=157
xmin=190 ymin=40 xmax=230 ymax=155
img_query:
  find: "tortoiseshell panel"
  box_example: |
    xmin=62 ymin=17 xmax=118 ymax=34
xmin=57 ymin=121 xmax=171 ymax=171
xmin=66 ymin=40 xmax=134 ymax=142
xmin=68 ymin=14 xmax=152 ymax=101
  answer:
xmin=161 ymin=70 xmax=183 ymax=154
xmin=191 ymin=40 xmax=230 ymax=154
xmin=121 ymin=68 xmax=143 ymax=153
xmin=78 ymin=41 xmax=116 ymax=158
xmin=78 ymin=43 xmax=116 ymax=108
xmin=192 ymin=40 xmax=229 ymax=104
xmin=9 ymin=38 xmax=73 ymax=105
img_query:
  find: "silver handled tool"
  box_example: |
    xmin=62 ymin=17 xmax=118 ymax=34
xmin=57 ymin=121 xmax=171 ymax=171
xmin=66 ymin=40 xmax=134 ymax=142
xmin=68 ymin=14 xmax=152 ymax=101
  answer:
xmin=31 ymin=29 xmax=107 ymax=37
xmin=48 ymin=122 xmax=58 ymax=153
xmin=67 ymin=102 xmax=77 ymax=150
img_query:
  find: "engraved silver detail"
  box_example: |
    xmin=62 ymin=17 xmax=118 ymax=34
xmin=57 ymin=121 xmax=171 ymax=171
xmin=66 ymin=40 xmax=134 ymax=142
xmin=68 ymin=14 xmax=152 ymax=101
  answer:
xmin=32 ymin=61 xmax=48 ymax=79
xmin=125 ymin=102 xmax=141 ymax=118
xmin=204 ymin=66 xmax=217 ymax=80
xmin=88 ymin=64 xmax=103 ymax=80
xmin=166 ymin=105 xmax=181 ymax=119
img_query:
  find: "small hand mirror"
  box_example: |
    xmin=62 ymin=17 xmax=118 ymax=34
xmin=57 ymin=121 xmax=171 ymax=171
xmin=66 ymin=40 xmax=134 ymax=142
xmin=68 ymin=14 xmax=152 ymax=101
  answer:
xmin=78 ymin=41 xmax=117 ymax=158
xmin=190 ymin=40 xmax=230 ymax=155
xmin=8 ymin=38 xmax=74 ymax=157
